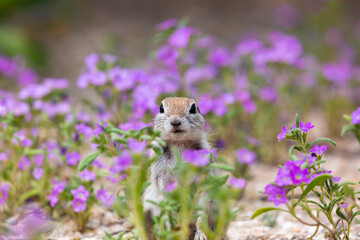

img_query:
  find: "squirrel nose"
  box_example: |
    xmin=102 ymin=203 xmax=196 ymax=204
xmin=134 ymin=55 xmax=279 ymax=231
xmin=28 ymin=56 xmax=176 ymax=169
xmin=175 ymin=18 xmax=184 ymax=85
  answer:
xmin=171 ymin=119 xmax=181 ymax=127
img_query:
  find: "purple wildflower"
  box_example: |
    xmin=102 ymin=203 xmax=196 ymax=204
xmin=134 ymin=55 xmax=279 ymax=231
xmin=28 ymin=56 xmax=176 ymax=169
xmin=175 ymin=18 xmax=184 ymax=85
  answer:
xmin=258 ymin=87 xmax=277 ymax=103
xmin=341 ymin=203 xmax=349 ymax=208
xmin=109 ymin=67 xmax=137 ymax=91
xmin=0 ymin=183 xmax=10 ymax=205
xmin=32 ymin=168 xmax=44 ymax=180
xmin=228 ymin=177 xmax=247 ymax=189
xmin=71 ymin=185 xmax=89 ymax=202
xmin=71 ymin=199 xmax=87 ymax=212
xmin=33 ymin=154 xmax=43 ymax=167
xmin=118 ymin=121 xmax=149 ymax=131
xmin=156 ymin=19 xmax=177 ymax=31
xmin=182 ymin=149 xmax=211 ymax=167
xmin=65 ymin=151 xmax=81 ymax=166
xmin=78 ymin=169 xmax=96 ymax=181
xmin=168 ymin=27 xmax=195 ymax=48
xmin=332 ymin=176 xmax=341 ymax=182
xmin=18 ymin=156 xmax=31 ymax=171
xmin=110 ymin=150 xmax=132 ymax=174
xmin=75 ymin=123 xmax=93 ymax=138
xmin=0 ymin=152 xmax=8 ymax=161
xmin=156 ymin=45 xmax=179 ymax=68
xmin=350 ymin=107 xmax=360 ymax=124
xmin=48 ymin=193 xmax=59 ymax=207
xmin=128 ymin=139 xmax=146 ymax=153
xmin=264 ymin=184 xmax=287 ymax=206
xmin=235 ymin=38 xmax=263 ymax=56
xmin=236 ymin=148 xmax=256 ymax=165
xmin=164 ymin=181 xmax=177 ymax=192
xmin=208 ymin=47 xmax=231 ymax=66
xmin=322 ymin=60 xmax=352 ymax=86
xmin=96 ymin=189 xmax=115 ymax=208
xmin=308 ymin=145 xmax=327 ymax=155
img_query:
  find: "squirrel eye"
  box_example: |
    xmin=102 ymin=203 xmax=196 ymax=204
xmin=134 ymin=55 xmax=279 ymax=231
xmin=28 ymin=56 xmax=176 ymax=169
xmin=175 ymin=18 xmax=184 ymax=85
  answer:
xmin=159 ymin=104 xmax=164 ymax=113
xmin=189 ymin=103 xmax=197 ymax=114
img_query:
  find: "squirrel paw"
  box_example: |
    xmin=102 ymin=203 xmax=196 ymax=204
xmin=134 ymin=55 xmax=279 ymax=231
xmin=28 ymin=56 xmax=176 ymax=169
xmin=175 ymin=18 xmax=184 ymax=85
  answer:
xmin=194 ymin=229 xmax=207 ymax=240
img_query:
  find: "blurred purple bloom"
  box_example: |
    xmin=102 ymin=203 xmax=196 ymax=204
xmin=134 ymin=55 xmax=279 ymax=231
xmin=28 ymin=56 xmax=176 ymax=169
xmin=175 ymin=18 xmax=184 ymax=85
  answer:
xmin=128 ymin=138 xmax=146 ymax=153
xmin=51 ymin=179 xmax=67 ymax=194
xmin=228 ymin=177 xmax=247 ymax=189
xmin=168 ymin=27 xmax=195 ymax=48
xmin=195 ymin=36 xmax=217 ymax=49
xmin=84 ymin=53 xmax=99 ymax=72
xmin=235 ymin=38 xmax=263 ymax=56
xmin=48 ymin=193 xmax=59 ymax=207
xmin=0 ymin=152 xmax=8 ymax=161
xmin=273 ymin=4 xmax=299 ymax=28
xmin=118 ymin=121 xmax=150 ymax=131
xmin=236 ymin=148 xmax=256 ymax=165
xmin=78 ymin=169 xmax=96 ymax=181
xmin=93 ymin=123 xmax=107 ymax=135
xmin=43 ymin=78 xmax=69 ymax=89
xmin=264 ymin=184 xmax=286 ymax=206
xmin=65 ymin=151 xmax=81 ymax=166
xmin=277 ymin=126 xmax=288 ymax=142
xmin=332 ymin=176 xmax=341 ymax=182
xmin=185 ymin=65 xmax=217 ymax=85
xmin=110 ymin=150 xmax=132 ymax=174
xmin=32 ymin=168 xmax=44 ymax=180
xmin=33 ymin=154 xmax=43 ymax=167
xmin=308 ymin=145 xmax=327 ymax=155
xmin=109 ymin=67 xmax=137 ymax=91
xmin=16 ymin=69 xmax=38 ymax=86
xmin=0 ymin=182 xmax=10 ymax=204
xmin=322 ymin=60 xmax=352 ymax=86
xmin=182 ymin=149 xmax=211 ymax=167
xmin=71 ymin=185 xmax=89 ymax=202
xmin=341 ymin=203 xmax=349 ymax=208
xmin=75 ymin=123 xmax=93 ymax=138
xmin=350 ymin=107 xmax=360 ymax=124
xmin=258 ymin=87 xmax=277 ymax=103
xmin=156 ymin=45 xmax=179 ymax=68
xmin=156 ymin=19 xmax=177 ymax=31
xmin=71 ymin=199 xmax=87 ymax=212
xmin=96 ymin=189 xmax=115 ymax=208
xmin=164 ymin=181 xmax=177 ymax=192
xmin=208 ymin=47 xmax=231 ymax=66
xmin=18 ymin=156 xmax=31 ymax=171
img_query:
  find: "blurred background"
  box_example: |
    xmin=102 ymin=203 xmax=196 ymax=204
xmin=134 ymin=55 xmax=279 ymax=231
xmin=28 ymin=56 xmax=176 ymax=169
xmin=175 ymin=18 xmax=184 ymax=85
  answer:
xmin=1 ymin=0 xmax=360 ymax=163
xmin=1 ymin=0 xmax=359 ymax=85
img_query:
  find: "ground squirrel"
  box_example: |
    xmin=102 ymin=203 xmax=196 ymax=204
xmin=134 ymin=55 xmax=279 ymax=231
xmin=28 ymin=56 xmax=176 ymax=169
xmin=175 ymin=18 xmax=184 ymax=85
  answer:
xmin=143 ymin=97 xmax=214 ymax=240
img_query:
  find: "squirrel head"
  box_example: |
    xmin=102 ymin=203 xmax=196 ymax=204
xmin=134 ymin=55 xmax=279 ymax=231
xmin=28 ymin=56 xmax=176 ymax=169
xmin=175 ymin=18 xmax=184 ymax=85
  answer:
xmin=154 ymin=97 xmax=205 ymax=142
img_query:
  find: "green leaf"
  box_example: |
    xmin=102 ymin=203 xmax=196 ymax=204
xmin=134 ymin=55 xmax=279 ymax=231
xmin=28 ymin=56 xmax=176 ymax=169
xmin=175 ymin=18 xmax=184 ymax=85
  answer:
xmin=336 ymin=207 xmax=347 ymax=220
xmin=350 ymin=211 xmax=360 ymax=223
xmin=294 ymin=174 xmax=332 ymax=206
xmin=309 ymin=138 xmax=336 ymax=148
xmin=24 ymin=149 xmax=44 ymax=156
xmin=78 ymin=151 xmax=102 ymax=171
xmin=288 ymin=145 xmax=302 ymax=160
xmin=309 ymin=160 xmax=326 ymax=168
xmin=341 ymin=124 xmax=356 ymax=137
xmin=295 ymin=114 xmax=299 ymax=129
xmin=17 ymin=188 xmax=41 ymax=205
xmin=251 ymin=207 xmax=288 ymax=219
xmin=209 ymin=163 xmax=235 ymax=172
